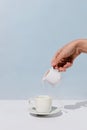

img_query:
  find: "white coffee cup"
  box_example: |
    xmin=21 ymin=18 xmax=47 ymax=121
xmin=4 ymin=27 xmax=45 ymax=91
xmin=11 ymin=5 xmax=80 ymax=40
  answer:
xmin=29 ymin=95 xmax=52 ymax=113
xmin=42 ymin=67 xmax=61 ymax=86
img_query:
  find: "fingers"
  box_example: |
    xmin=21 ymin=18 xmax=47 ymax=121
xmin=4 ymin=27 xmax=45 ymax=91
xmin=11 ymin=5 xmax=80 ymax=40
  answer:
xmin=51 ymin=52 xmax=74 ymax=71
xmin=53 ymin=62 xmax=73 ymax=72
xmin=51 ymin=55 xmax=62 ymax=67
xmin=58 ymin=67 xmax=66 ymax=72
xmin=63 ymin=62 xmax=72 ymax=68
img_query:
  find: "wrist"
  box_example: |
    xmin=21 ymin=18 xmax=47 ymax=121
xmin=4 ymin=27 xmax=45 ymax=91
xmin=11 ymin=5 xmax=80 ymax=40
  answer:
xmin=76 ymin=39 xmax=87 ymax=53
xmin=70 ymin=39 xmax=82 ymax=54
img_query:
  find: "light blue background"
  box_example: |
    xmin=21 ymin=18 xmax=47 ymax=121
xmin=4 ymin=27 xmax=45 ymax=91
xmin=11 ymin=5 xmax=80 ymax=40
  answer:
xmin=0 ymin=0 xmax=87 ymax=99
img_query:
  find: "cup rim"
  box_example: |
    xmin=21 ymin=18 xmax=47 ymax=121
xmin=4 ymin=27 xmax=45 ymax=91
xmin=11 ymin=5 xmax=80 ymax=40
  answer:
xmin=36 ymin=95 xmax=52 ymax=100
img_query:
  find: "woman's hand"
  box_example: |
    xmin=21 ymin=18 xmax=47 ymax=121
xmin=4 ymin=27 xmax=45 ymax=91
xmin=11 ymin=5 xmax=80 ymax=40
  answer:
xmin=51 ymin=40 xmax=82 ymax=72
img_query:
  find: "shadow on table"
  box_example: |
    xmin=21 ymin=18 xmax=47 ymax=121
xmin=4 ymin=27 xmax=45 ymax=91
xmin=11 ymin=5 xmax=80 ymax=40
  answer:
xmin=64 ymin=100 xmax=87 ymax=110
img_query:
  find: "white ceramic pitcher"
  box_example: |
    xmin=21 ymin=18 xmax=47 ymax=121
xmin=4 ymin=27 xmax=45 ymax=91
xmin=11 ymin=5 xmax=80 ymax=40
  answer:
xmin=42 ymin=67 xmax=61 ymax=86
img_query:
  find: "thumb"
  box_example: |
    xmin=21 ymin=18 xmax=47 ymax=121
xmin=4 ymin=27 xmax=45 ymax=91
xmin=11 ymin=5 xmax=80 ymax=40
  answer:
xmin=51 ymin=49 xmax=62 ymax=66
xmin=51 ymin=54 xmax=63 ymax=67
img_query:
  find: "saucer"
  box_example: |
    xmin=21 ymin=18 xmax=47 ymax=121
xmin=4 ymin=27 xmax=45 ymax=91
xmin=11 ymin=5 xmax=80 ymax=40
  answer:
xmin=29 ymin=106 xmax=61 ymax=116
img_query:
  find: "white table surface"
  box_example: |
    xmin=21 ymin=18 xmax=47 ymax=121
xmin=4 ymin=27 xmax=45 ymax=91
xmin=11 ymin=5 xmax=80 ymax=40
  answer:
xmin=0 ymin=100 xmax=87 ymax=130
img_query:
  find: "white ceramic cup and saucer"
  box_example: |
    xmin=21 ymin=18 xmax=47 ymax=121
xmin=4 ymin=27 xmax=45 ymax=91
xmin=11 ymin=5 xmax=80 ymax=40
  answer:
xmin=28 ymin=95 xmax=62 ymax=116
